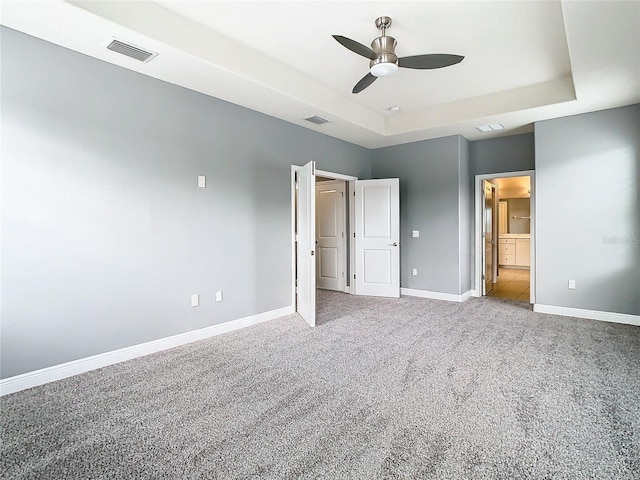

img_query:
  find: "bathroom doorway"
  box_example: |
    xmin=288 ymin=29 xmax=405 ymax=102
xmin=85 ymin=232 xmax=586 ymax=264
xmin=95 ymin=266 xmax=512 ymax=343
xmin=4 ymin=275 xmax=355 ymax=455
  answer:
xmin=475 ymin=171 xmax=535 ymax=303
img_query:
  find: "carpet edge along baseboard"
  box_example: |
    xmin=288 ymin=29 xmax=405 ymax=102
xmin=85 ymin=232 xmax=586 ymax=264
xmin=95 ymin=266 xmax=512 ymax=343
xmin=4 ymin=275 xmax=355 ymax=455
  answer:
xmin=0 ymin=305 xmax=295 ymax=396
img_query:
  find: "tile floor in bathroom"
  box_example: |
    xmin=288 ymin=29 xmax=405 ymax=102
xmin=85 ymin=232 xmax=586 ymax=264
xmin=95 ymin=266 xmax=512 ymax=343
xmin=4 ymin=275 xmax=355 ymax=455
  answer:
xmin=487 ymin=268 xmax=530 ymax=302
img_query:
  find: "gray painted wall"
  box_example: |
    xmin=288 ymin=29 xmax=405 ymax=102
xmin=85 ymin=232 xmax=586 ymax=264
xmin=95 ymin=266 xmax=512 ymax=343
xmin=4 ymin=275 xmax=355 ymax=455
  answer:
xmin=468 ymin=133 xmax=536 ymax=290
xmin=506 ymin=198 xmax=531 ymax=234
xmin=535 ymin=104 xmax=640 ymax=315
xmin=0 ymin=28 xmax=371 ymax=378
xmin=458 ymin=138 xmax=473 ymax=293
xmin=470 ymin=133 xmax=535 ymax=176
xmin=371 ymin=135 xmax=467 ymax=295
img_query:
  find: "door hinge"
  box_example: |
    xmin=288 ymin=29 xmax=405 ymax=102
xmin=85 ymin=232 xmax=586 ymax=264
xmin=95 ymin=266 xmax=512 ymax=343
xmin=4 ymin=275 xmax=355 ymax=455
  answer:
xmin=341 ymin=192 xmax=344 ymax=198
xmin=342 ymin=232 xmax=344 ymax=238
xmin=295 ymin=234 xmax=299 ymax=242
xmin=482 ymin=274 xmax=485 ymax=280
xmin=353 ymin=232 xmax=356 ymax=238
xmin=353 ymin=274 xmax=356 ymax=279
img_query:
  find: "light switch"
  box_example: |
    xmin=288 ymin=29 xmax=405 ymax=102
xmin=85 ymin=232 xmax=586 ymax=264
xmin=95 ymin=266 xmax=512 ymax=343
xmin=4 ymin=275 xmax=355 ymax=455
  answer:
xmin=215 ymin=291 xmax=223 ymax=302
xmin=568 ymin=280 xmax=576 ymax=290
xmin=412 ymin=268 xmax=418 ymax=276
xmin=191 ymin=294 xmax=199 ymax=307
xmin=412 ymin=230 xmax=420 ymax=238
xmin=198 ymin=176 xmax=206 ymax=188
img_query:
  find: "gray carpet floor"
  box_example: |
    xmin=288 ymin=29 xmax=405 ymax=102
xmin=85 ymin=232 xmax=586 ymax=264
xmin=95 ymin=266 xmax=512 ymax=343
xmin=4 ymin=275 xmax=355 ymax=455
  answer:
xmin=2 ymin=291 xmax=639 ymax=479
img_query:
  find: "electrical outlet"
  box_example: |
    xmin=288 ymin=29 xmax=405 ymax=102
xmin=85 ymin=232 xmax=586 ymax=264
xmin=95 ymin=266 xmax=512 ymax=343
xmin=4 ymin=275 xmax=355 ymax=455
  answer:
xmin=568 ymin=280 xmax=576 ymax=290
xmin=412 ymin=230 xmax=420 ymax=238
xmin=198 ymin=175 xmax=206 ymax=188
xmin=412 ymin=268 xmax=418 ymax=276
xmin=215 ymin=291 xmax=223 ymax=302
xmin=191 ymin=294 xmax=199 ymax=307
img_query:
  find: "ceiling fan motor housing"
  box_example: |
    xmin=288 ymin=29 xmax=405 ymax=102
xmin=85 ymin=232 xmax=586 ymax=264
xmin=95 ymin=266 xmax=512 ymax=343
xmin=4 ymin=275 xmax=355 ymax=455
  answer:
xmin=370 ymin=36 xmax=398 ymax=76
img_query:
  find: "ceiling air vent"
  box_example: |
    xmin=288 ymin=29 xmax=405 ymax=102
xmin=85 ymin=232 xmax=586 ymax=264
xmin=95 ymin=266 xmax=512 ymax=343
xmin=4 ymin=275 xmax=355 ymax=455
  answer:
xmin=106 ymin=39 xmax=158 ymax=63
xmin=305 ymin=116 xmax=330 ymax=125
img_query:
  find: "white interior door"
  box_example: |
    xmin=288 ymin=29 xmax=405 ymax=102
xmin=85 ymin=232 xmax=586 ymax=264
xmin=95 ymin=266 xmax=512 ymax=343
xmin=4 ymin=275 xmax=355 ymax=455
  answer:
xmin=296 ymin=161 xmax=316 ymax=326
xmin=316 ymin=181 xmax=345 ymax=292
xmin=354 ymin=179 xmax=400 ymax=298
xmin=483 ymin=180 xmax=496 ymax=295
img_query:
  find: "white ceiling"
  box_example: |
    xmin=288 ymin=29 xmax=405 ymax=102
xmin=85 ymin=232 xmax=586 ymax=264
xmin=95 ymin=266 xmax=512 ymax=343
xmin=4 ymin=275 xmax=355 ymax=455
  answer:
xmin=2 ymin=1 xmax=639 ymax=148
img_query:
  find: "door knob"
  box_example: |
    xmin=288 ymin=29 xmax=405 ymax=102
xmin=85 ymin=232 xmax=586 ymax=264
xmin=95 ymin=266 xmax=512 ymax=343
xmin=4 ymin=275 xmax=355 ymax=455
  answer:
xmin=389 ymin=242 xmax=398 ymax=247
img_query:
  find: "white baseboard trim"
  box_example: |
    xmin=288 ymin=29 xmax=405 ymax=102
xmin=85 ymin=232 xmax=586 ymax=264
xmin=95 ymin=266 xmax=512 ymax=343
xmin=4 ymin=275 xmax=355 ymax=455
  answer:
xmin=534 ymin=304 xmax=640 ymax=327
xmin=470 ymin=289 xmax=481 ymax=298
xmin=460 ymin=290 xmax=474 ymax=302
xmin=0 ymin=305 xmax=295 ymax=396
xmin=401 ymin=288 xmax=473 ymax=303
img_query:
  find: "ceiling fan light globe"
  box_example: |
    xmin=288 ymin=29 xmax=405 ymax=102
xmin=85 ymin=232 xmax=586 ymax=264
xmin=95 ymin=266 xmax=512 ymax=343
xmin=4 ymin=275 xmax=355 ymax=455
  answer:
xmin=370 ymin=62 xmax=398 ymax=77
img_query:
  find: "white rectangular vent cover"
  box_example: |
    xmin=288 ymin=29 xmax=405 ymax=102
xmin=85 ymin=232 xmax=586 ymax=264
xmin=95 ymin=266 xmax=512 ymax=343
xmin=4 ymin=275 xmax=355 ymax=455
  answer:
xmin=305 ymin=116 xmax=329 ymax=125
xmin=107 ymin=39 xmax=158 ymax=63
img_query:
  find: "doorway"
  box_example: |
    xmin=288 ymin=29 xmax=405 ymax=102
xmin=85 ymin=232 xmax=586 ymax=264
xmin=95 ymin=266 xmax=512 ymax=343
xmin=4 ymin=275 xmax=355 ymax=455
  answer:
xmin=315 ymin=178 xmax=348 ymax=293
xmin=291 ymin=163 xmax=401 ymax=326
xmin=475 ymin=171 xmax=535 ymax=303
xmin=483 ymin=180 xmax=497 ymax=295
xmin=291 ymin=165 xmax=357 ymax=326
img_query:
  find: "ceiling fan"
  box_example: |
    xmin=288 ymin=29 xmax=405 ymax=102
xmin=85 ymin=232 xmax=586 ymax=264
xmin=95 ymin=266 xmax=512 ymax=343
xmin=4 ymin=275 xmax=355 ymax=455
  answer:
xmin=333 ymin=16 xmax=464 ymax=94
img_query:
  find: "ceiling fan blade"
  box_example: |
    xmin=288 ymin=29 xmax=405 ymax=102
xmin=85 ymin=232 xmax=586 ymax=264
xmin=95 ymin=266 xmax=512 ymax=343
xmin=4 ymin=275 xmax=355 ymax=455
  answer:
xmin=332 ymin=35 xmax=376 ymax=60
xmin=398 ymin=54 xmax=464 ymax=69
xmin=352 ymin=73 xmax=377 ymax=94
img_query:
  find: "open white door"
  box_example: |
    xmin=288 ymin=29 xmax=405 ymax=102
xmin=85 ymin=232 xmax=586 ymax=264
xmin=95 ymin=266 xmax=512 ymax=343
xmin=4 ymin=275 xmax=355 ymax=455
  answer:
xmin=482 ymin=180 xmax=496 ymax=295
xmin=296 ymin=161 xmax=316 ymax=326
xmin=354 ymin=178 xmax=400 ymax=298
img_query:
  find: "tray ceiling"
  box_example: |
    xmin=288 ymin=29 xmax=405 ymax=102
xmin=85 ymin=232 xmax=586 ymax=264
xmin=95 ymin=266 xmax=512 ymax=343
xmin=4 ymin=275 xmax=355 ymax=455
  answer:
xmin=2 ymin=1 xmax=638 ymax=148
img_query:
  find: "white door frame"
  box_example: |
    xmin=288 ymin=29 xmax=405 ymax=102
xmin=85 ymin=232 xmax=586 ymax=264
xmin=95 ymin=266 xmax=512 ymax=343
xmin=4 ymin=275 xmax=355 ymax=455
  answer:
xmin=474 ymin=170 xmax=536 ymax=303
xmin=291 ymin=166 xmax=358 ymax=309
xmin=482 ymin=180 xmax=498 ymax=295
